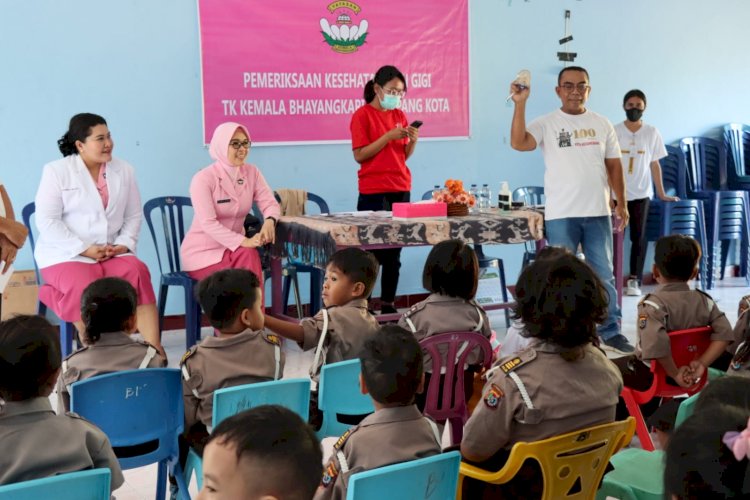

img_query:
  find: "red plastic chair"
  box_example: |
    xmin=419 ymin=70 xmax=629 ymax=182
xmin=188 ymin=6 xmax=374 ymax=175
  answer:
xmin=621 ymin=326 xmax=712 ymax=451
xmin=419 ymin=331 xmax=493 ymax=445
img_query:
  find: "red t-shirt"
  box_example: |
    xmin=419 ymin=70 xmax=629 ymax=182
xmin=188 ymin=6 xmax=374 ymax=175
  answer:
xmin=350 ymin=104 xmax=412 ymax=194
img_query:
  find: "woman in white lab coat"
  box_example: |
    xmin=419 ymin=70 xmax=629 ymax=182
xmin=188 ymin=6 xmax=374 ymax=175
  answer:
xmin=34 ymin=113 xmax=161 ymax=350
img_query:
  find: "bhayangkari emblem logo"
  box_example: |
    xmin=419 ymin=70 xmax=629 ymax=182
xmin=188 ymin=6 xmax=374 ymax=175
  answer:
xmin=319 ymin=1 xmax=368 ymax=53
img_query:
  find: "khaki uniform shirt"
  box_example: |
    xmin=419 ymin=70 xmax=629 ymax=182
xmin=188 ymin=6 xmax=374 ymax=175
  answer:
xmin=300 ymin=298 xmax=379 ymax=382
xmin=56 ymin=331 xmax=166 ymax=412
xmin=0 ymin=398 xmax=124 ymax=491
xmin=462 ymin=342 xmax=622 ymax=461
xmin=180 ymin=328 xmax=284 ymax=430
xmin=727 ymin=295 xmax=750 ymax=377
xmin=314 ymin=405 xmax=442 ymax=500
xmin=398 ymin=293 xmax=492 ymax=369
xmin=636 ymin=283 xmax=734 ymax=361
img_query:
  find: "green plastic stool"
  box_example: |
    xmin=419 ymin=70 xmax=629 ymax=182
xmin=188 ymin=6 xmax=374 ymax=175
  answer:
xmin=596 ymin=448 xmax=665 ymax=500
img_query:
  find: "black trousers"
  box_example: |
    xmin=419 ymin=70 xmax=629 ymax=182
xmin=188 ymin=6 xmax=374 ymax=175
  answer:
xmin=357 ymin=191 xmax=410 ymax=303
xmin=627 ymin=197 xmax=651 ymax=282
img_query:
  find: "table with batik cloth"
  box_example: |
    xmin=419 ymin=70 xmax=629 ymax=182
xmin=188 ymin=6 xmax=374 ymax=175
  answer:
xmin=267 ymin=210 xmax=546 ymax=317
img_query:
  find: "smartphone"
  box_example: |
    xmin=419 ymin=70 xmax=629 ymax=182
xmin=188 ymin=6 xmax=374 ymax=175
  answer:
xmin=410 ymin=120 xmax=423 ymax=129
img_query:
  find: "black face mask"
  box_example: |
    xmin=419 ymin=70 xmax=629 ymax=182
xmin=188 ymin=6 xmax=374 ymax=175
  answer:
xmin=626 ymin=108 xmax=643 ymax=122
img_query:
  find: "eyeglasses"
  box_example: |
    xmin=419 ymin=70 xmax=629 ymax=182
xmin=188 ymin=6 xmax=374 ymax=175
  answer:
xmin=381 ymin=87 xmax=405 ymax=97
xmin=560 ymin=83 xmax=590 ymax=93
xmin=229 ymin=140 xmax=251 ymax=150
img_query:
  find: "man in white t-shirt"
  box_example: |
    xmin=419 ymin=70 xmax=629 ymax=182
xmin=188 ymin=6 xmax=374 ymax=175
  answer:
xmin=614 ymin=89 xmax=678 ymax=297
xmin=509 ymin=66 xmax=634 ymax=354
xmin=0 ymin=180 xmax=29 ymax=274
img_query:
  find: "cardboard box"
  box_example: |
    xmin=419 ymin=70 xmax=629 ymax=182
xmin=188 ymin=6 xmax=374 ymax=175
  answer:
xmin=1 ymin=270 xmax=39 ymax=320
xmin=392 ymin=202 xmax=447 ymax=219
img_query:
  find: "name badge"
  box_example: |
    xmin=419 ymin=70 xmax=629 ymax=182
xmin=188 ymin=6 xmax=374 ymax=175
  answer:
xmin=217 ymin=199 xmax=231 ymax=204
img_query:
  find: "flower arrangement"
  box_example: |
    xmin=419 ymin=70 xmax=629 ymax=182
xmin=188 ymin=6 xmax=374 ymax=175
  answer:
xmin=433 ymin=179 xmax=476 ymax=206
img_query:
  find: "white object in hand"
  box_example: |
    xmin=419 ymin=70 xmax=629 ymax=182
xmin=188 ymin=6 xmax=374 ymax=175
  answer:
xmin=506 ymin=69 xmax=531 ymax=102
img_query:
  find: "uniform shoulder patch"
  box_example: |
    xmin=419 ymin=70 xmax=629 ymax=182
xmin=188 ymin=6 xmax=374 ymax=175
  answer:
xmin=180 ymin=346 xmax=198 ymax=366
xmin=499 ymin=349 xmax=536 ymax=374
xmin=638 ymin=314 xmax=648 ymax=329
xmin=263 ymin=333 xmax=281 ymax=346
xmin=333 ymin=428 xmax=354 ymax=451
xmin=483 ymin=383 xmax=504 ymax=409
xmin=321 ymin=461 xmax=339 ymax=488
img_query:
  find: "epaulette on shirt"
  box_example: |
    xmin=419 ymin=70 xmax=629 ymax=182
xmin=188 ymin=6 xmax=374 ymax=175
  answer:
xmin=695 ymin=289 xmax=717 ymax=309
xmin=262 ymin=332 xmax=281 ymax=346
xmin=498 ymin=348 xmax=537 ymax=374
xmin=403 ymin=301 xmax=427 ymax=317
xmin=180 ymin=345 xmax=198 ymax=366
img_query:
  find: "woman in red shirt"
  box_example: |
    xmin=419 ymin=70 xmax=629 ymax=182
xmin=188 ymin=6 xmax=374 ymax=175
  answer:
xmin=350 ymin=65 xmax=419 ymax=314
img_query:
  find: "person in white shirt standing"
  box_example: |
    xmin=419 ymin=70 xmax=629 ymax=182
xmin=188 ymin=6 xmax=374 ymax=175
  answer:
xmin=509 ymin=66 xmax=634 ymax=354
xmin=614 ymin=89 xmax=678 ymax=297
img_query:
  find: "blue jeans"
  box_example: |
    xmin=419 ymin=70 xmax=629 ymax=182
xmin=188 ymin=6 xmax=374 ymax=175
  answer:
xmin=545 ymin=216 xmax=621 ymax=340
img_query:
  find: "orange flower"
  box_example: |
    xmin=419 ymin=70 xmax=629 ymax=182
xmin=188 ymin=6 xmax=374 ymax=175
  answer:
xmin=445 ymin=179 xmax=464 ymax=195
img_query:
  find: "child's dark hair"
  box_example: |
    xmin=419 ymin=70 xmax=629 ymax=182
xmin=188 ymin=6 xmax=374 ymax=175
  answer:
xmin=81 ymin=277 xmax=137 ymax=342
xmin=695 ymin=376 xmax=750 ymax=414
xmin=363 ymin=65 xmax=407 ymax=103
xmin=0 ymin=315 xmax=61 ymax=401
xmin=422 ymin=239 xmax=479 ymax=299
xmin=58 ymin=113 xmax=107 ymax=157
xmin=196 ymin=269 xmax=261 ymax=330
xmin=328 ymin=248 xmax=379 ymax=297
xmin=207 ymin=405 xmax=322 ymax=500
xmin=360 ymin=325 xmax=423 ymax=405
xmin=654 ymin=235 xmax=701 ymax=281
xmin=513 ymin=253 xmax=607 ymax=350
xmin=665 ymin=404 xmax=750 ymax=498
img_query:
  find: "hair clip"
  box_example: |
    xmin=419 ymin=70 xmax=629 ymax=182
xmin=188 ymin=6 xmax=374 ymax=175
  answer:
xmin=722 ymin=417 xmax=750 ymax=461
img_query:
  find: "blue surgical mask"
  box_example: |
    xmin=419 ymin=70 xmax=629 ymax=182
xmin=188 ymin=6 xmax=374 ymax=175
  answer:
xmin=380 ymin=94 xmax=401 ymax=110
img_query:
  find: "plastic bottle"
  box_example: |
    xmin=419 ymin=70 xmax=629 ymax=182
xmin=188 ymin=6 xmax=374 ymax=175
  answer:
xmin=432 ymin=184 xmax=441 ymax=200
xmin=480 ymin=184 xmax=491 ymax=211
xmin=468 ymin=184 xmax=478 ymax=213
xmin=498 ymin=181 xmax=511 ymax=212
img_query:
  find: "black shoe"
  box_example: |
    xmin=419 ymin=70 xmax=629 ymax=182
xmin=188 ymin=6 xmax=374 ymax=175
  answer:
xmin=601 ymin=334 xmax=635 ymax=355
xmin=380 ymin=304 xmax=398 ymax=314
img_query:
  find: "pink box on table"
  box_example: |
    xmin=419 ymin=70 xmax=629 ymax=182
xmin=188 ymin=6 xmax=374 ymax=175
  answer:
xmin=392 ymin=202 xmax=447 ymax=219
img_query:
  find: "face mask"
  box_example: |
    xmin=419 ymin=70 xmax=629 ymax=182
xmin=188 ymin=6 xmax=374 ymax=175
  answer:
xmin=380 ymin=94 xmax=401 ymax=110
xmin=626 ymin=108 xmax=643 ymax=122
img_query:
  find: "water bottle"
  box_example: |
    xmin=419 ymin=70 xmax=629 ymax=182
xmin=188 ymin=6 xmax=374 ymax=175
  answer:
xmin=431 ymin=184 xmax=441 ymax=200
xmin=480 ymin=184 xmax=491 ymax=211
xmin=468 ymin=184 xmax=478 ymax=213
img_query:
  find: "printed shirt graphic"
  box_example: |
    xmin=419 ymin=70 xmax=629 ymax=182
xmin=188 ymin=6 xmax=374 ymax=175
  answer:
xmin=528 ymin=109 xmax=621 ymax=221
xmin=614 ymin=122 xmax=668 ymax=201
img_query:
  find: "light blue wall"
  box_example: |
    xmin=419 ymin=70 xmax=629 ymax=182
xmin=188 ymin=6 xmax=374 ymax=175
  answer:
xmin=2 ymin=0 xmax=749 ymax=313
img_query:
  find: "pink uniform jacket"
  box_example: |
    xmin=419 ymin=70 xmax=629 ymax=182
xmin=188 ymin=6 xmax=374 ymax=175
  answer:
xmin=180 ymin=162 xmax=280 ymax=272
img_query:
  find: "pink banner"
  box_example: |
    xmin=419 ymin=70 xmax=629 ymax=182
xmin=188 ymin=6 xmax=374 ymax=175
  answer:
xmin=198 ymin=0 xmax=469 ymax=144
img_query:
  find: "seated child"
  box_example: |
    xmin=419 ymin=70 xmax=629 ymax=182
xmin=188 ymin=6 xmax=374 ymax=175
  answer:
xmin=398 ymin=239 xmax=492 ymax=405
xmin=314 ymin=325 xmax=442 ymax=500
xmin=197 ymin=405 xmax=322 ymax=500
xmin=56 ymin=277 xmax=167 ymax=412
xmin=728 ymin=293 xmax=750 ymax=377
xmin=665 ymin=404 xmax=750 ymax=498
xmin=461 ymin=253 xmax=623 ymax=498
xmin=264 ymin=247 xmax=379 ymax=382
xmin=0 ymin=315 xmax=123 ymax=491
xmin=181 ymin=269 xmax=283 ymax=445
xmin=614 ymin=235 xmax=734 ymax=393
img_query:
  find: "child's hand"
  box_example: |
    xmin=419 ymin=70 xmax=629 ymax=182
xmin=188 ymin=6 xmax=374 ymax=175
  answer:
xmin=687 ymin=360 xmax=706 ymax=385
xmin=675 ymin=365 xmax=695 ymax=388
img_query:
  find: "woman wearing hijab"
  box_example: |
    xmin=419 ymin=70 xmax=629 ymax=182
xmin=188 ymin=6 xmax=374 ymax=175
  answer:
xmin=34 ymin=113 xmax=161 ymax=350
xmin=181 ymin=122 xmax=280 ymax=282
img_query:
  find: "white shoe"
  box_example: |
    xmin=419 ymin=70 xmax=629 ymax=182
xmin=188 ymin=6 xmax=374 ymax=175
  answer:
xmin=625 ymin=279 xmax=642 ymax=296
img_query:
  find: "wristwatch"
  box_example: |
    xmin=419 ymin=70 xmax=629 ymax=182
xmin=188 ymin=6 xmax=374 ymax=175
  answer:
xmin=266 ymin=216 xmax=278 ymax=226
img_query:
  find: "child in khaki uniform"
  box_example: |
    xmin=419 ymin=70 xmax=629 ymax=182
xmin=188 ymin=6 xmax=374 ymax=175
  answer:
xmin=197 ymin=405 xmax=322 ymax=500
xmin=56 ymin=277 xmax=167 ymax=412
xmin=461 ymin=252 xmax=623 ymax=498
xmin=314 ymin=325 xmax=442 ymax=500
xmin=614 ymin=235 xmax=734 ymax=392
xmin=727 ymin=294 xmax=750 ymax=376
xmin=180 ymin=269 xmax=283 ymax=453
xmin=0 ymin=315 xmax=123 ymax=492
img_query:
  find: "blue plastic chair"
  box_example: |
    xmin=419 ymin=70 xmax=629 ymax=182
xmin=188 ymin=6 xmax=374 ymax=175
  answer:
xmin=70 ymin=368 xmax=190 ymax=500
xmin=317 ymin=359 xmax=375 ymax=439
xmin=184 ymin=378 xmax=312 ymax=489
xmin=345 ymin=451 xmax=461 ymax=500
xmin=0 ymin=468 xmax=111 ymax=500
xmin=681 ymin=137 xmax=750 ymax=287
xmin=421 ymin=189 xmax=511 ymax=328
xmin=143 ymin=196 xmax=202 ymax=350
xmin=512 ymin=186 xmax=545 ymax=269
xmin=20 ymin=202 xmax=77 ymax=357
xmin=276 ymin=191 xmax=329 ymax=318
xmin=723 ymin=123 xmax=750 ymax=190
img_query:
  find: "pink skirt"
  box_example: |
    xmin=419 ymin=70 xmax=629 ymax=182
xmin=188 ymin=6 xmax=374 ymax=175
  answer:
xmin=40 ymin=255 xmax=157 ymax=322
xmin=187 ymin=247 xmax=263 ymax=282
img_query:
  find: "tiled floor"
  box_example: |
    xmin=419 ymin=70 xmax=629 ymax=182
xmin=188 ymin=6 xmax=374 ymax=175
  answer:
xmin=55 ymin=276 xmax=749 ymax=499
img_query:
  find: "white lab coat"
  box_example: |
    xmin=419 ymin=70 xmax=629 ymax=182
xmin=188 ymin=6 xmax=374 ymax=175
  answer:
xmin=34 ymin=155 xmax=142 ymax=269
